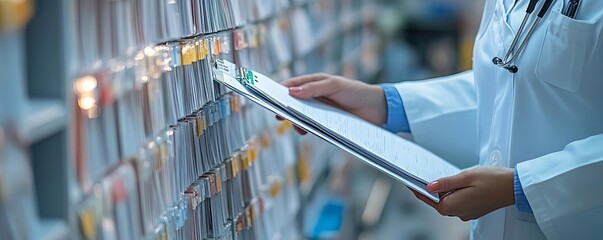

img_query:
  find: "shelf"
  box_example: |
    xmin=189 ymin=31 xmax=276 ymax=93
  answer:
xmin=27 ymin=98 xmax=67 ymax=143
xmin=37 ymin=218 xmax=69 ymax=240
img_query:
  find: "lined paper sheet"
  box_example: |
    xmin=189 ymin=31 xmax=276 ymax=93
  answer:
xmin=248 ymin=71 xmax=460 ymax=183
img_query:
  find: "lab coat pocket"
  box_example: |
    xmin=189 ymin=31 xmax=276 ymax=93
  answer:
xmin=536 ymin=11 xmax=594 ymax=92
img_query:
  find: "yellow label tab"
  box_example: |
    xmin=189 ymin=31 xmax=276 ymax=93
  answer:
xmin=189 ymin=43 xmax=198 ymax=62
xmin=231 ymin=95 xmax=239 ymax=112
xmin=232 ymin=155 xmax=239 ymax=177
xmin=248 ymin=205 xmax=255 ymax=225
xmin=196 ymin=118 xmax=203 ymax=137
xmin=215 ymin=173 xmax=222 ymax=193
xmin=269 ymin=180 xmax=282 ymax=198
xmin=261 ymin=131 xmax=271 ymax=149
xmin=196 ymin=40 xmax=206 ymax=60
xmin=246 ymin=149 xmax=253 ymax=167
xmin=247 ymin=139 xmax=259 ymax=162
xmin=214 ymin=36 xmax=222 ymax=55
xmin=249 ymin=147 xmax=257 ymax=163
xmin=160 ymin=143 xmax=168 ymax=163
xmin=230 ymin=94 xmax=236 ymax=112
xmin=297 ymin=143 xmax=311 ymax=184
xmin=181 ymin=44 xmax=192 ymax=65
xmin=276 ymin=120 xmax=293 ymax=136
xmin=203 ymin=39 xmax=210 ymax=57
xmin=79 ymin=209 xmax=96 ymax=239
xmin=241 ymin=150 xmax=250 ymax=170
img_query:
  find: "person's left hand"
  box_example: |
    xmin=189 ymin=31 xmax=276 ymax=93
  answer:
xmin=412 ymin=166 xmax=516 ymax=221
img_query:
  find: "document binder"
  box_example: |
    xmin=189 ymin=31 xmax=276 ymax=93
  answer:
xmin=213 ymin=59 xmax=461 ymax=202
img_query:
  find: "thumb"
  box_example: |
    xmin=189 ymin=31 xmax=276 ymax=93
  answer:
xmin=427 ymin=173 xmax=469 ymax=193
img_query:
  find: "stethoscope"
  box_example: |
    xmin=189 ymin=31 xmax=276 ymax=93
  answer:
xmin=492 ymin=0 xmax=554 ymax=73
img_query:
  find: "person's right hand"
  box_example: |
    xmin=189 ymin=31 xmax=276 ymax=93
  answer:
xmin=278 ymin=73 xmax=388 ymax=134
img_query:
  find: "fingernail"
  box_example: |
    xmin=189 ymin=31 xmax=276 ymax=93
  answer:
xmin=427 ymin=181 xmax=440 ymax=192
xmin=289 ymin=87 xmax=302 ymax=93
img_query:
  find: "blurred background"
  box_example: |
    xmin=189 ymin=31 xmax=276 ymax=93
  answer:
xmin=0 ymin=0 xmax=484 ymax=239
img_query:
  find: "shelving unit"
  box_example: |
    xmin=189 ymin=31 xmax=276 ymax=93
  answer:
xmin=0 ymin=1 xmax=67 ymax=240
xmin=1 ymin=0 xmax=382 ymax=239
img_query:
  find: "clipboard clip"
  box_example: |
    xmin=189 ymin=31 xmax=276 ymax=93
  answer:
xmin=212 ymin=57 xmax=249 ymax=85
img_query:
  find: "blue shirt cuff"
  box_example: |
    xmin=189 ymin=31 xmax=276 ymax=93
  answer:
xmin=380 ymin=84 xmax=410 ymax=133
xmin=514 ymin=168 xmax=533 ymax=213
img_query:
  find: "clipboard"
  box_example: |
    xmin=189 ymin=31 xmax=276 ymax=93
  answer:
xmin=212 ymin=58 xmax=461 ymax=202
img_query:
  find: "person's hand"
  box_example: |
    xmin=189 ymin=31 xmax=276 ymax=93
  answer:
xmin=412 ymin=166 xmax=515 ymax=221
xmin=277 ymin=73 xmax=387 ymax=134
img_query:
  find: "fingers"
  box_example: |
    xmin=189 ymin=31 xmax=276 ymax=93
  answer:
xmin=427 ymin=172 xmax=471 ymax=193
xmin=283 ymin=73 xmax=341 ymax=99
xmin=409 ymin=188 xmax=439 ymax=209
xmin=282 ymin=73 xmax=329 ymax=87
xmin=294 ymin=127 xmax=308 ymax=135
xmin=412 ymin=184 xmax=481 ymax=220
xmin=459 ymin=214 xmax=479 ymax=222
xmin=411 ymin=187 xmax=464 ymax=218
xmin=288 ymin=79 xmax=340 ymax=99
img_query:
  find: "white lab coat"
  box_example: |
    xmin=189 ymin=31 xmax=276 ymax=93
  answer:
xmin=393 ymin=0 xmax=603 ymax=239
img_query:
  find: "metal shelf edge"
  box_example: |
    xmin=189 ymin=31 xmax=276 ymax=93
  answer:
xmin=27 ymin=98 xmax=67 ymax=143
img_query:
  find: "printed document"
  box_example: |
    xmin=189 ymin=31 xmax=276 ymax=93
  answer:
xmin=212 ymin=59 xmax=460 ymax=202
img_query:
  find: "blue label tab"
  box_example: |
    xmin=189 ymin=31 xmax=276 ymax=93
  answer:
xmin=222 ymin=97 xmax=231 ymax=119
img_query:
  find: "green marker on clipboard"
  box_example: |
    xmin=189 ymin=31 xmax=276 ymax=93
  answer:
xmin=246 ymin=71 xmax=254 ymax=85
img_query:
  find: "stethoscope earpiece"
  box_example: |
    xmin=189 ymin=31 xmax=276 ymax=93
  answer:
xmin=505 ymin=65 xmax=519 ymax=73
xmin=492 ymin=57 xmax=518 ymax=73
xmin=491 ymin=0 xmax=553 ymax=74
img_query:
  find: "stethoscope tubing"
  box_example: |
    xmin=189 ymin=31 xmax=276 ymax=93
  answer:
xmin=493 ymin=0 xmax=555 ymax=73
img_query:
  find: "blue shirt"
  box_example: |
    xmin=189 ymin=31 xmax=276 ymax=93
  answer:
xmin=380 ymin=84 xmax=532 ymax=213
xmin=514 ymin=168 xmax=533 ymax=213
xmin=381 ymin=84 xmax=410 ymax=133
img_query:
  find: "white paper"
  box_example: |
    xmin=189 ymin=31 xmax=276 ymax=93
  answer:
xmin=250 ymin=71 xmax=459 ymax=180
xmin=212 ymin=59 xmax=461 ymax=202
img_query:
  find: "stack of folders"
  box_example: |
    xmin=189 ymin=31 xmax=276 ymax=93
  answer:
xmin=69 ymin=0 xmax=375 ymax=239
xmin=73 ymin=0 xmax=292 ymax=70
xmin=72 ymin=32 xmax=301 ymax=240
xmin=213 ymin=59 xmax=462 ymax=202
